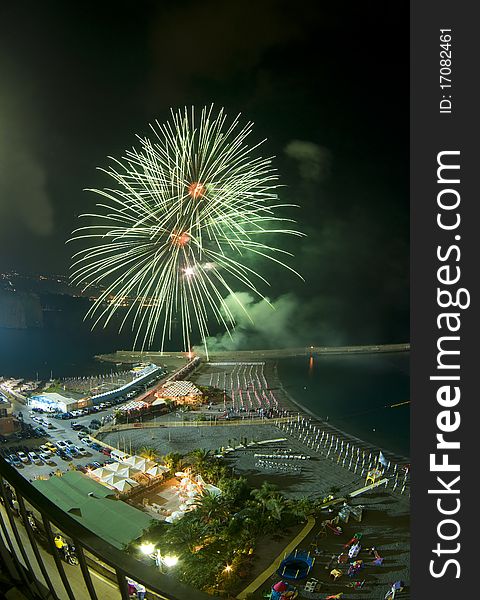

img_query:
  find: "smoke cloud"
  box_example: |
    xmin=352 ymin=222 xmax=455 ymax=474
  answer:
xmin=200 ymin=291 xmax=345 ymax=352
xmin=284 ymin=140 xmax=331 ymax=183
xmin=0 ymin=74 xmax=53 ymax=237
xmin=0 ymin=146 xmax=53 ymax=236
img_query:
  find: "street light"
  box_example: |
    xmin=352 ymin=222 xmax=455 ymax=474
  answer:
xmin=162 ymin=554 xmax=178 ymax=568
xmin=140 ymin=543 xmax=178 ymax=573
xmin=140 ymin=542 xmax=155 ymax=555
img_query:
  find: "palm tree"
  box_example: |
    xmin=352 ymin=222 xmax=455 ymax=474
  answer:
xmin=189 ymin=448 xmax=211 ymax=468
xmin=138 ymin=446 xmax=158 ymax=461
xmin=163 ymin=452 xmax=182 ymax=470
xmin=217 ymin=477 xmax=250 ymax=509
xmin=250 ymin=482 xmax=280 ymax=514
xmin=196 ymin=491 xmax=228 ymax=524
xmin=265 ymin=497 xmax=286 ymax=522
xmin=163 ymin=514 xmax=209 ymax=552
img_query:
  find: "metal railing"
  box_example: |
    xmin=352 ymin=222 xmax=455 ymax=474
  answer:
xmin=0 ymin=456 xmax=210 ymax=600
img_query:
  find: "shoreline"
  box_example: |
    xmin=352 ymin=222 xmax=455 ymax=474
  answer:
xmin=267 ymin=360 xmax=410 ymax=463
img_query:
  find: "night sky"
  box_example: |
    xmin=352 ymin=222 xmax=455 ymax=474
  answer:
xmin=0 ymin=1 xmax=409 ymax=347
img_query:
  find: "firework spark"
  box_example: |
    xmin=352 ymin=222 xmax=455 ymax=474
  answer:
xmin=69 ymin=105 xmax=303 ymax=355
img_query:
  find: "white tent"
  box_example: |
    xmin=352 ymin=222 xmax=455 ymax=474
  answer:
xmin=123 ymin=455 xmax=149 ymax=470
xmin=111 ymin=478 xmax=139 ymax=492
xmin=90 ymin=467 xmax=114 ymax=480
xmin=104 ymin=461 xmax=129 ymax=473
xmin=151 ymin=398 xmax=167 ymax=406
xmin=165 ymin=510 xmax=185 ymax=523
xmin=103 ymin=473 xmax=126 ymax=485
xmin=146 ymin=465 xmax=169 ymax=477
xmin=115 ymin=466 xmax=140 ymax=478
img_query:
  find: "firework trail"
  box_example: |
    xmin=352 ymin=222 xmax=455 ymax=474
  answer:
xmin=69 ymin=105 xmax=303 ymax=355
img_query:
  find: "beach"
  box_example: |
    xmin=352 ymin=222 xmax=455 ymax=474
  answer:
xmin=97 ymin=356 xmax=410 ymax=598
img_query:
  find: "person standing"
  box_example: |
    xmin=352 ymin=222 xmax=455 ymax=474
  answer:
xmin=136 ymin=583 xmax=146 ymax=600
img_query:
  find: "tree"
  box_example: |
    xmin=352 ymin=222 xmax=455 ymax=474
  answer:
xmin=195 ymin=492 xmax=228 ymax=525
xmin=250 ymin=482 xmax=280 ymax=514
xmin=217 ymin=477 xmax=250 ymax=510
xmin=189 ymin=448 xmax=211 ymax=470
xmin=163 ymin=452 xmax=182 ymax=470
xmin=138 ymin=446 xmax=158 ymax=461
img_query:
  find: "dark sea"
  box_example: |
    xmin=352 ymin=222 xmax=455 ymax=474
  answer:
xmin=277 ymin=353 xmax=410 ymax=457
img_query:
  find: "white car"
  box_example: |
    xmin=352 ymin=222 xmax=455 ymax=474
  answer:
xmin=39 ymin=452 xmax=54 ymax=464
xmin=28 ymin=452 xmax=42 ymax=465
xmin=17 ymin=451 xmax=29 ymax=464
xmin=39 ymin=445 xmax=53 ymax=455
xmin=74 ymin=446 xmax=87 ymax=456
xmin=56 ymin=441 xmax=68 ymax=451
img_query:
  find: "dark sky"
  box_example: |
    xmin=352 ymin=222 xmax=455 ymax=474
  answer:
xmin=0 ymin=1 xmax=409 ymax=345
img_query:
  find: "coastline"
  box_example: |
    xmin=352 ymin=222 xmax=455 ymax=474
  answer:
xmin=267 ymin=360 xmax=410 ymax=462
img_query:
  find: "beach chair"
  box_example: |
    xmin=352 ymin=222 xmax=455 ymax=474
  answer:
xmin=303 ymin=578 xmax=318 ymax=592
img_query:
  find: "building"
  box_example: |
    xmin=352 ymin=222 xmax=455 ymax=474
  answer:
xmin=28 ymin=392 xmax=90 ymax=413
xmin=0 ymin=392 xmax=19 ymax=435
xmin=32 ymin=471 xmax=153 ymax=549
xmin=88 ymin=363 xmax=164 ymax=406
xmin=155 ymin=380 xmax=203 ymax=406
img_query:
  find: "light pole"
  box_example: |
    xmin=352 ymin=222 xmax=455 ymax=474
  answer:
xmin=140 ymin=543 xmax=178 ymax=574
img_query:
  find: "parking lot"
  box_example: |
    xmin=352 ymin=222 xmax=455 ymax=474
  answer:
xmin=1 ymin=368 xmax=171 ymax=481
xmin=1 ymin=400 xmax=129 ymax=480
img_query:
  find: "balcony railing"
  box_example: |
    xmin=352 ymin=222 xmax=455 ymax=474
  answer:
xmin=0 ymin=456 xmax=210 ymax=600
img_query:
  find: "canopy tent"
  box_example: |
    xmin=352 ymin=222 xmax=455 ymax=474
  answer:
xmin=151 ymin=398 xmax=167 ymax=406
xmin=165 ymin=510 xmax=185 ymax=523
xmin=114 ymin=467 xmax=140 ymax=478
xmin=104 ymin=461 xmax=128 ymax=473
xmin=123 ymin=455 xmax=153 ymax=471
xmin=91 ymin=467 xmax=115 ymax=480
xmin=146 ymin=464 xmax=169 ymax=477
xmin=103 ymin=473 xmax=126 ymax=485
xmin=111 ymin=478 xmax=139 ymax=492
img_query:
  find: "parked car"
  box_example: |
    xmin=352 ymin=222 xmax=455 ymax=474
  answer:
xmin=39 ymin=452 xmax=55 ymax=464
xmin=74 ymin=446 xmax=87 ymax=456
xmin=28 ymin=451 xmax=42 ymax=465
xmin=8 ymin=454 xmax=22 ymax=467
xmin=44 ymin=442 xmax=57 ymax=453
xmin=90 ymin=443 xmax=103 ymax=452
xmin=56 ymin=441 xmax=68 ymax=451
xmin=17 ymin=451 xmax=29 ymax=464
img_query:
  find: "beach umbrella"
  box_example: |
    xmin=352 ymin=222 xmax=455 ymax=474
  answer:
xmin=273 ymin=581 xmax=288 ymax=592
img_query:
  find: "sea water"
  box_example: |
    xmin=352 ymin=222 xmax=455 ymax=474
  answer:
xmin=277 ymin=353 xmax=410 ymax=456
